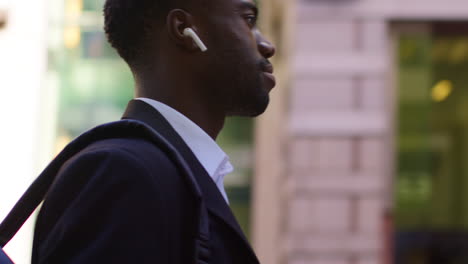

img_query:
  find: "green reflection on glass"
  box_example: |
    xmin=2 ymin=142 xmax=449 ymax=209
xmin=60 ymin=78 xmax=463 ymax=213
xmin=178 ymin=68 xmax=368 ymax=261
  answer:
xmin=396 ymin=28 xmax=468 ymax=230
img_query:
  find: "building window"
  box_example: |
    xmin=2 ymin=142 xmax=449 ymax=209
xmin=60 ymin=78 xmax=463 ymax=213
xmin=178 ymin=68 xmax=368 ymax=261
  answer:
xmin=395 ymin=22 xmax=468 ymax=264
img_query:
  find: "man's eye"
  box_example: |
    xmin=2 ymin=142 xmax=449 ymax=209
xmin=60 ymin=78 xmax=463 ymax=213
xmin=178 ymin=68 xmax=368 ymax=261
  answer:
xmin=245 ymin=15 xmax=257 ymax=27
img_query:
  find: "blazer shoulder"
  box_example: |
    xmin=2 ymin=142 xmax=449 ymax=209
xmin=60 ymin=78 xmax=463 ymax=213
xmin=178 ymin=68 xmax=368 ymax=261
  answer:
xmin=33 ymin=137 xmax=195 ymax=264
xmin=45 ymin=137 xmax=183 ymax=211
xmin=68 ymin=137 xmax=179 ymax=177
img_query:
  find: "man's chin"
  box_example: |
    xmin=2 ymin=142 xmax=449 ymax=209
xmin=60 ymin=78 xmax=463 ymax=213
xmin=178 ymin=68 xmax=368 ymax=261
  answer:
xmin=227 ymin=97 xmax=270 ymax=117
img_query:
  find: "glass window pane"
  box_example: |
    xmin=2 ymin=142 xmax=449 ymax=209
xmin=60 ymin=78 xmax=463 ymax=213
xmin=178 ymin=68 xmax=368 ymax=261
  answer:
xmin=50 ymin=0 xmax=133 ymax=146
xmin=395 ymin=22 xmax=468 ymax=264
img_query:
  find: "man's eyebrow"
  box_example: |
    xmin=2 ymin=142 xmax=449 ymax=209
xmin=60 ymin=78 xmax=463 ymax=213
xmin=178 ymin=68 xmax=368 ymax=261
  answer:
xmin=239 ymin=1 xmax=258 ymax=16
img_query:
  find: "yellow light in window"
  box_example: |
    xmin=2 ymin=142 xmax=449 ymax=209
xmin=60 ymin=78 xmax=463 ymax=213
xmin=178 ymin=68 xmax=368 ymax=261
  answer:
xmin=64 ymin=26 xmax=81 ymax=49
xmin=431 ymin=80 xmax=453 ymax=102
xmin=64 ymin=0 xmax=82 ymax=49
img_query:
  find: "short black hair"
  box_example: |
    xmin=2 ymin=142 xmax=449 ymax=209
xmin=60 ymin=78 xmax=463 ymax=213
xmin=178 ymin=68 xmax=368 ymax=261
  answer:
xmin=103 ymin=0 xmax=172 ymax=65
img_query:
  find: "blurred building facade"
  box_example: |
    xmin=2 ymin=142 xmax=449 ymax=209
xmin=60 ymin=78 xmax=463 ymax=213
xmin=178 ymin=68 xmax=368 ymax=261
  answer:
xmin=253 ymin=0 xmax=468 ymax=264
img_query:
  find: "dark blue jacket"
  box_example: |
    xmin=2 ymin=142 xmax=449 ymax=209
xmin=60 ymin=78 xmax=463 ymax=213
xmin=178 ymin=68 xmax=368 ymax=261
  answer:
xmin=32 ymin=100 xmax=259 ymax=264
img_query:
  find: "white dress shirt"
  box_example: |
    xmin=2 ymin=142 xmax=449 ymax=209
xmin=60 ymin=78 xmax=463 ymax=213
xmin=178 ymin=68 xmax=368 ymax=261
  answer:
xmin=136 ymin=98 xmax=233 ymax=203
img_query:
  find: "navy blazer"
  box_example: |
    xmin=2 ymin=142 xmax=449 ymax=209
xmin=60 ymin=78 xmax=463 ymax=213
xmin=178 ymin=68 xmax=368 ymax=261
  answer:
xmin=32 ymin=100 xmax=259 ymax=264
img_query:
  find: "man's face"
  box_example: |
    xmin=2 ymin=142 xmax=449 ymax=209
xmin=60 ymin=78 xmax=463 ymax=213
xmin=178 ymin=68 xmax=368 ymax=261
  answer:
xmin=195 ymin=0 xmax=276 ymax=117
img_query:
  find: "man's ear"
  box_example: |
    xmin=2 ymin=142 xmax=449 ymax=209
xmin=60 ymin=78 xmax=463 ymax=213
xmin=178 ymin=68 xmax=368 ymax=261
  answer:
xmin=166 ymin=9 xmax=199 ymax=52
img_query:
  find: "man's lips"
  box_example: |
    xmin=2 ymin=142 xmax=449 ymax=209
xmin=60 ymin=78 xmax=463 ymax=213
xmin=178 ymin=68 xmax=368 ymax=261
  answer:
xmin=262 ymin=65 xmax=276 ymax=88
xmin=262 ymin=63 xmax=274 ymax=74
xmin=263 ymin=72 xmax=276 ymax=85
xmin=259 ymin=61 xmax=276 ymax=88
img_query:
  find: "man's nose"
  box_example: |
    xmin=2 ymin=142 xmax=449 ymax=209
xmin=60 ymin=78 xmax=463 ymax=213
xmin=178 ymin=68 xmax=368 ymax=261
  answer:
xmin=257 ymin=35 xmax=276 ymax=59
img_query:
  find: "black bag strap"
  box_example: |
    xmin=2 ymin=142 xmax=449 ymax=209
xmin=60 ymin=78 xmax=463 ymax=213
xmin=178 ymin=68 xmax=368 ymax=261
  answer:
xmin=0 ymin=120 xmax=210 ymax=263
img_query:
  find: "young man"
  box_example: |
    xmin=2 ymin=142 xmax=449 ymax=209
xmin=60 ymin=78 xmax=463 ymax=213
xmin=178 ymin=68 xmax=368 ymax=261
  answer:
xmin=32 ymin=0 xmax=275 ymax=263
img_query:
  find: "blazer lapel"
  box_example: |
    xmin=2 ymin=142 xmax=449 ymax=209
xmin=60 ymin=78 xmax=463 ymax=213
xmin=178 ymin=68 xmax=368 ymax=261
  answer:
xmin=121 ymin=99 xmax=258 ymax=261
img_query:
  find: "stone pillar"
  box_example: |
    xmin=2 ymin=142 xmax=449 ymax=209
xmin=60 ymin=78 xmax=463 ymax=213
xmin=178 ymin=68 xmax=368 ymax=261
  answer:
xmin=254 ymin=0 xmax=394 ymax=263
xmin=253 ymin=0 xmax=293 ymax=264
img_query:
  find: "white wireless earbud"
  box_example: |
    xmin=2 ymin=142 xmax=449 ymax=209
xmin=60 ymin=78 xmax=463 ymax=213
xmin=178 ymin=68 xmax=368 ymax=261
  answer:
xmin=183 ymin=28 xmax=208 ymax=52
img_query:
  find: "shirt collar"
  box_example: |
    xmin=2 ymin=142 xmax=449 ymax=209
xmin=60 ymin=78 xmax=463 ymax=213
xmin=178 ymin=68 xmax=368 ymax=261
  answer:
xmin=135 ymin=98 xmax=233 ymax=183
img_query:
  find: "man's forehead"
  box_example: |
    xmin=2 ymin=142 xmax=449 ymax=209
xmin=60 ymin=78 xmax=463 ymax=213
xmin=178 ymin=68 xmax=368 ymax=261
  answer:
xmin=217 ymin=0 xmax=257 ymax=8
xmin=236 ymin=0 xmax=258 ymax=12
xmin=200 ymin=0 xmax=258 ymax=15
xmin=238 ymin=0 xmax=257 ymax=6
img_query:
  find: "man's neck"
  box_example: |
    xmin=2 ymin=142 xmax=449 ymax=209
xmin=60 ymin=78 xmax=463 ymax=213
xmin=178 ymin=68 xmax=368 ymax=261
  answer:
xmin=135 ymin=82 xmax=225 ymax=140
